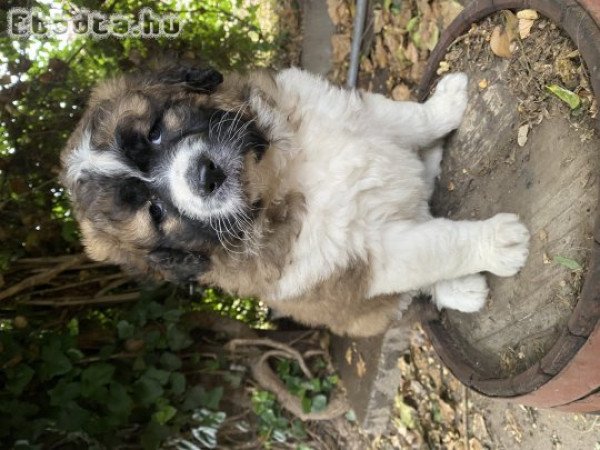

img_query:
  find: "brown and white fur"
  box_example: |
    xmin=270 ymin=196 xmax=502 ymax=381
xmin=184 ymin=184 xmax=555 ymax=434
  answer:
xmin=61 ymin=65 xmax=530 ymax=337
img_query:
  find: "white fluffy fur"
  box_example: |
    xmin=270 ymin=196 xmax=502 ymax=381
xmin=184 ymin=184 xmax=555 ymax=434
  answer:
xmin=254 ymin=69 xmax=530 ymax=312
xmin=64 ymin=130 xmax=149 ymax=186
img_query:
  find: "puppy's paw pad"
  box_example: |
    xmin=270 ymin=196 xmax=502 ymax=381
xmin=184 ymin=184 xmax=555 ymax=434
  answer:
xmin=434 ymin=274 xmax=488 ymax=313
xmin=486 ymin=213 xmax=530 ymax=277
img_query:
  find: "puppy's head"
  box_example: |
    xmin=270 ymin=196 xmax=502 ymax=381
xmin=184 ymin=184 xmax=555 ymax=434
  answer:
xmin=60 ymin=64 xmax=268 ymax=281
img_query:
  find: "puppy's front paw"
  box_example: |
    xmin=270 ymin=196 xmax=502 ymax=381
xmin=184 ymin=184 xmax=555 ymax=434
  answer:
xmin=483 ymin=213 xmax=530 ymax=277
xmin=433 ymin=274 xmax=489 ymax=313
xmin=429 ymin=72 xmax=469 ymax=131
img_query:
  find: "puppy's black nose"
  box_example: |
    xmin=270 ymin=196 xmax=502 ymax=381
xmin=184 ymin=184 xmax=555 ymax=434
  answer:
xmin=198 ymin=157 xmax=226 ymax=195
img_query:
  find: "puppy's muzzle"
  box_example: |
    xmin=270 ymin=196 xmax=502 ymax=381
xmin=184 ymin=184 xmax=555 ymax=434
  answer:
xmin=195 ymin=156 xmax=226 ymax=196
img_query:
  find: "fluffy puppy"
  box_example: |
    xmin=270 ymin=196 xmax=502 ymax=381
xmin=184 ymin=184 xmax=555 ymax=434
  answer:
xmin=60 ymin=64 xmax=530 ymax=337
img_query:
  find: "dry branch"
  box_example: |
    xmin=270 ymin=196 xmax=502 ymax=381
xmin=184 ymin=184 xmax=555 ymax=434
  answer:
xmin=251 ymin=350 xmax=349 ymax=421
xmin=23 ymin=292 xmax=140 ymax=306
xmin=0 ymin=254 xmax=87 ymax=301
xmin=226 ymin=338 xmax=313 ymax=379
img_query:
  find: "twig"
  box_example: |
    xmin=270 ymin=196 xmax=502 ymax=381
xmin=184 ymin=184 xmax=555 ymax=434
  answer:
xmin=0 ymin=254 xmax=87 ymax=301
xmin=250 ymin=350 xmax=349 ymax=422
xmin=226 ymin=338 xmax=313 ymax=379
xmin=23 ymin=292 xmax=140 ymax=306
xmin=31 ymin=273 xmax=124 ymax=296
xmin=94 ymin=276 xmax=131 ymax=298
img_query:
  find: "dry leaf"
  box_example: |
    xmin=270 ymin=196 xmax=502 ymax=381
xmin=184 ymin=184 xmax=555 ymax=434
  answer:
xmin=374 ymin=35 xmax=388 ymax=68
xmin=519 ymin=18 xmax=534 ymax=39
xmin=471 ymin=413 xmax=490 ymax=441
xmin=539 ymin=229 xmax=548 ymax=241
xmin=345 ymin=346 xmax=353 ymax=365
xmin=392 ymin=84 xmax=411 ymax=101
xmin=438 ymin=0 xmax=464 ymax=28
xmin=504 ymin=410 xmax=523 ymax=443
xmin=517 ymin=9 xmax=539 ymax=20
xmin=383 ymin=30 xmax=402 ymax=56
xmin=437 ymin=60 xmax=450 ymax=75
xmin=447 ymin=180 xmax=455 ymax=191
xmin=469 ymin=438 xmax=484 ymax=450
xmin=331 ymin=34 xmax=351 ymax=63
xmin=478 ymin=78 xmax=488 ymax=89
xmin=405 ymin=42 xmax=419 ymax=65
xmin=543 ymin=252 xmax=551 ymax=264
xmin=517 ymin=124 xmax=529 ymax=147
xmin=502 ymin=10 xmax=519 ymax=41
xmin=490 ymin=25 xmax=512 ymax=58
xmin=356 ymin=353 xmax=367 ymax=378
xmin=438 ymin=398 xmax=455 ymax=423
xmin=327 ymin=0 xmax=350 ymax=26
xmin=373 ymin=9 xmax=384 ymax=34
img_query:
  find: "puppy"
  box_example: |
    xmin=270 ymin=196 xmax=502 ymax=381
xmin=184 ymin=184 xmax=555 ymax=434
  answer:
xmin=60 ymin=64 xmax=530 ymax=337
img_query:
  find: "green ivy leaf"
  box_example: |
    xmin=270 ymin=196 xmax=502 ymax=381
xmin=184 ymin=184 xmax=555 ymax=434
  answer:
xmin=117 ymin=320 xmax=135 ymax=339
xmin=182 ymin=385 xmax=223 ymax=411
xmin=166 ymin=324 xmax=192 ymax=351
xmin=152 ymin=403 xmax=177 ymax=425
xmin=310 ymin=394 xmax=327 ymax=413
xmin=6 ymin=364 xmax=35 ymax=396
xmin=107 ymin=382 xmax=133 ymax=420
xmin=159 ymin=352 xmax=182 ymax=371
xmin=301 ymin=395 xmax=312 ymax=414
xmin=49 ymin=379 xmax=81 ymax=406
xmin=134 ymin=378 xmax=164 ymax=407
xmin=40 ymin=336 xmax=73 ymax=379
xmin=169 ymin=372 xmax=186 ymax=396
xmin=81 ymin=363 xmax=115 ymax=397
xmin=144 ymin=367 xmax=171 ymax=386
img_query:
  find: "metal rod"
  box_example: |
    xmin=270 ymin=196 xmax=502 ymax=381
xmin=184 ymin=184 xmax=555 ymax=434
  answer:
xmin=346 ymin=0 xmax=368 ymax=89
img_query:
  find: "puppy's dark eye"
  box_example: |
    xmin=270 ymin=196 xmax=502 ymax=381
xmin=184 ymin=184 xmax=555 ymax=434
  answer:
xmin=149 ymin=200 xmax=166 ymax=224
xmin=148 ymin=123 xmax=162 ymax=145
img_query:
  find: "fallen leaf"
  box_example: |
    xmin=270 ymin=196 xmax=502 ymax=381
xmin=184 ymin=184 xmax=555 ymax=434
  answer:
xmin=395 ymin=396 xmax=417 ymax=429
xmin=373 ymin=9 xmax=384 ymax=34
xmin=469 ymin=438 xmax=484 ymax=450
xmin=374 ymin=35 xmax=388 ymax=68
xmin=478 ymin=78 xmax=488 ymax=89
xmin=519 ymin=18 xmax=534 ymax=39
xmin=539 ymin=229 xmax=548 ymax=241
xmin=438 ymin=0 xmax=464 ymax=28
xmin=405 ymin=42 xmax=419 ymax=65
xmin=356 ymin=353 xmax=367 ymax=377
xmin=437 ymin=60 xmax=450 ymax=75
xmin=517 ymin=9 xmax=539 ymax=20
xmin=471 ymin=413 xmax=490 ymax=441
xmin=345 ymin=347 xmax=353 ymax=365
xmin=447 ymin=180 xmax=455 ymax=191
xmin=392 ymin=83 xmax=411 ymax=101
xmin=546 ymin=84 xmax=581 ymax=109
xmin=543 ymin=252 xmax=551 ymax=264
xmin=553 ymin=255 xmax=582 ymax=271
xmin=517 ymin=124 xmax=529 ymax=147
xmin=331 ymin=34 xmax=351 ymax=63
xmin=327 ymin=0 xmax=350 ymax=26
xmin=490 ymin=26 xmax=512 ymax=58
xmin=504 ymin=410 xmax=523 ymax=443
xmin=502 ymin=10 xmax=519 ymax=41
xmin=554 ymin=58 xmax=578 ymax=88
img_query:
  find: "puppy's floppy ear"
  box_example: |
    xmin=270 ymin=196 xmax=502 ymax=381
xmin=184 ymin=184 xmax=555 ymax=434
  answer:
xmin=158 ymin=66 xmax=223 ymax=93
